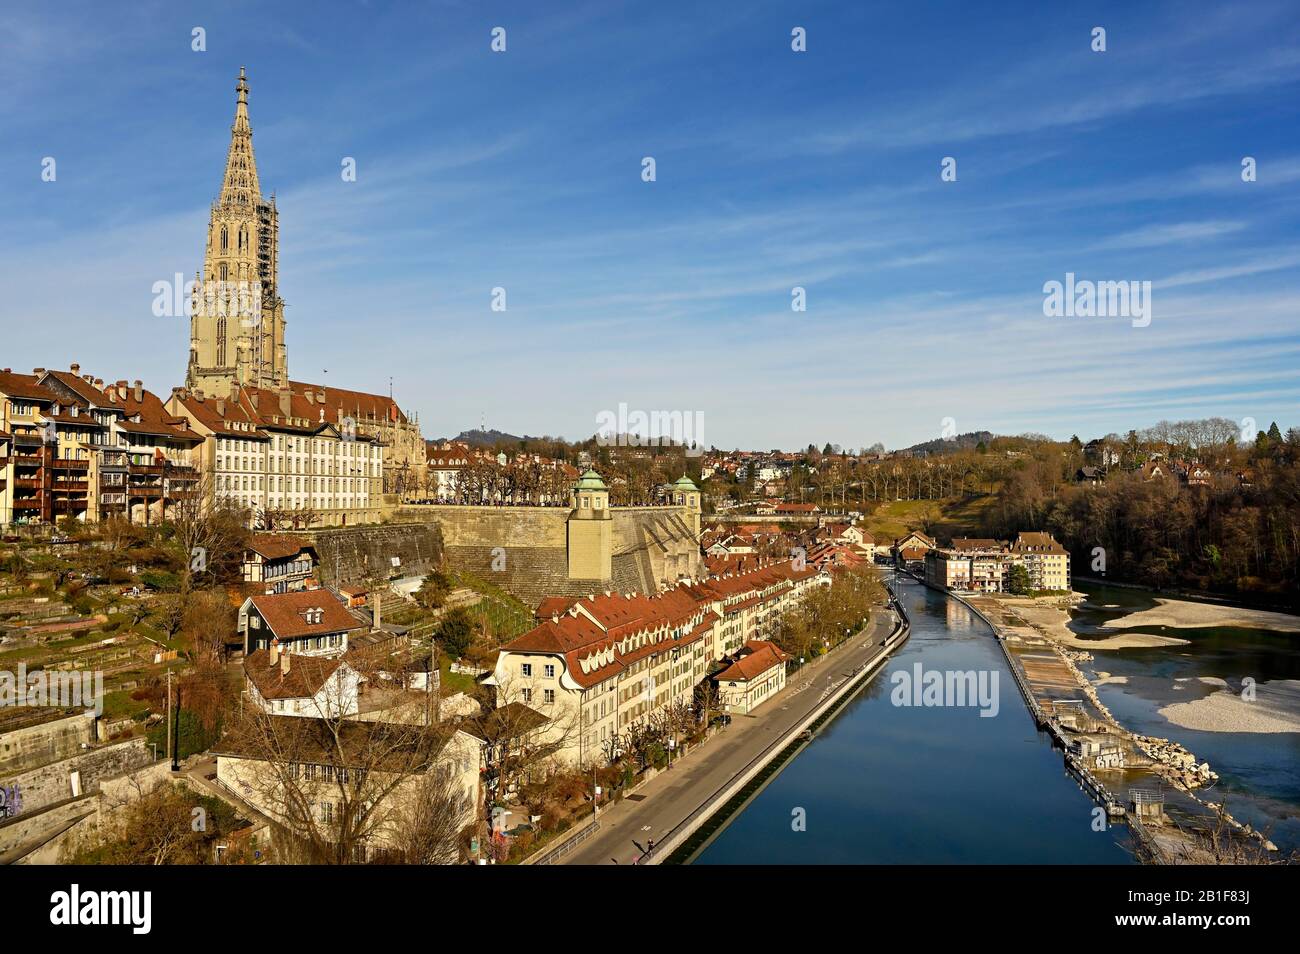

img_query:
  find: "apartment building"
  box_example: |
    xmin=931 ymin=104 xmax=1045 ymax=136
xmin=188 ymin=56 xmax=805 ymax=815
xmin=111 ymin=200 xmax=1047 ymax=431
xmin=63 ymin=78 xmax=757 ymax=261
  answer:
xmin=1 ymin=366 xmax=202 ymax=526
xmin=1011 ymin=532 xmax=1072 ymax=592
xmin=167 ymin=384 xmax=385 ymax=527
xmin=924 ymin=532 xmax=1072 ymax=593
xmin=487 ymin=559 xmax=826 ymax=767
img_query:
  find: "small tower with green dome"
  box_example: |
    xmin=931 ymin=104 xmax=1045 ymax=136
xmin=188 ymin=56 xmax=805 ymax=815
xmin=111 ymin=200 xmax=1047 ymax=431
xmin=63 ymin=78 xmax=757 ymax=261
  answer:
xmin=567 ymin=469 xmax=613 ymax=580
xmin=670 ymin=474 xmax=701 ymax=537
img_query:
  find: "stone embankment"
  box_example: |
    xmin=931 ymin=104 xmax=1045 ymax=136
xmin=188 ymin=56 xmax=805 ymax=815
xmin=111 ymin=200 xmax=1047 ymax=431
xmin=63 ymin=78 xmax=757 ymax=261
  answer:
xmin=1133 ymin=735 xmax=1219 ymax=789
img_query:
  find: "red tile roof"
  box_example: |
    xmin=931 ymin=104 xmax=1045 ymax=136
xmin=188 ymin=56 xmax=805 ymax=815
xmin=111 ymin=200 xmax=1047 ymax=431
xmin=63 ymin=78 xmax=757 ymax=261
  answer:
xmin=246 ymin=590 xmax=364 ymax=640
xmin=505 ymin=560 xmax=817 ymax=689
xmin=716 ymin=640 xmax=790 ymax=682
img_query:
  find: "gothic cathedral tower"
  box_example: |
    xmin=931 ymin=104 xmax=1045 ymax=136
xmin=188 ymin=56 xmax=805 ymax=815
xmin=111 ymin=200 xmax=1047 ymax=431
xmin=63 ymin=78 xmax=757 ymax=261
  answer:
xmin=186 ymin=68 xmax=288 ymax=394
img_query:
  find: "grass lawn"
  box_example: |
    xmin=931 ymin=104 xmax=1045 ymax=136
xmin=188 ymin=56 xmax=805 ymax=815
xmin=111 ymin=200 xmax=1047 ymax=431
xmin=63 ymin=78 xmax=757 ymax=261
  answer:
xmin=862 ymin=495 xmax=997 ymax=544
xmin=439 ymin=659 xmax=480 ymax=695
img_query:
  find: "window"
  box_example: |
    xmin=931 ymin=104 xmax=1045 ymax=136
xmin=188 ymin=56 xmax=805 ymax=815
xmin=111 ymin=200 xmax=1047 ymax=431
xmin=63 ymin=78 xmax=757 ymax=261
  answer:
xmin=544 ymin=664 xmax=555 ymax=678
xmin=521 ymin=663 xmax=532 ymax=677
xmin=544 ymin=689 xmax=555 ymax=705
xmin=521 ymin=688 xmax=532 ymax=703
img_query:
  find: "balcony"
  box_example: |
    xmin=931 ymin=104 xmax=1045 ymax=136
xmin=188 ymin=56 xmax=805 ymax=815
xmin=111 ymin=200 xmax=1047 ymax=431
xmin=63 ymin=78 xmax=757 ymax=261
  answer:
xmin=129 ymin=464 xmax=164 ymax=476
xmin=53 ymin=459 xmax=90 ymax=471
xmin=131 ymin=486 xmax=164 ymax=499
xmin=52 ymin=479 xmax=88 ymax=492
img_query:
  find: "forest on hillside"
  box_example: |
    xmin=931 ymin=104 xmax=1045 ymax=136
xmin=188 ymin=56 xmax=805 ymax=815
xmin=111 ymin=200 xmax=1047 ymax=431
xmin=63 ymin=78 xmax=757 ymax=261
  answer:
xmin=983 ymin=422 xmax=1300 ymax=605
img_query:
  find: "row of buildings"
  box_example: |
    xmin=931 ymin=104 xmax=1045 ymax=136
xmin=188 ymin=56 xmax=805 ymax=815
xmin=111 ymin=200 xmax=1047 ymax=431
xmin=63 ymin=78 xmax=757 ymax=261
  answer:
xmin=485 ymin=557 xmax=825 ymax=766
xmin=916 ymin=531 xmax=1073 ymax=593
xmin=0 ymin=366 xmax=397 ymax=527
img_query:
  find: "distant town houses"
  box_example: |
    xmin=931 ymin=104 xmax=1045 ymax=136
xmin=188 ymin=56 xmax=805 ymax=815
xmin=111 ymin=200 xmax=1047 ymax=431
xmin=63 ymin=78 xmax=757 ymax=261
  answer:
xmin=420 ymin=440 xmax=579 ymax=505
xmin=922 ymin=531 xmax=1072 ymax=594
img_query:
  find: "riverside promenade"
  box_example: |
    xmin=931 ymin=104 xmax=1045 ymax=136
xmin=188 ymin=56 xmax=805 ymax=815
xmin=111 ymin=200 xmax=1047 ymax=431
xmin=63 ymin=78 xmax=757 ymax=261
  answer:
xmin=554 ymin=600 xmax=906 ymax=865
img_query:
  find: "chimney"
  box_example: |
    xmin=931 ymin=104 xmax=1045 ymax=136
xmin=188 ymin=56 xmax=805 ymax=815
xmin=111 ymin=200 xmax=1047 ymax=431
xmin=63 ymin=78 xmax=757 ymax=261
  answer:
xmin=215 ymin=399 xmax=226 ymax=417
xmin=269 ymin=639 xmax=280 ymax=667
xmin=70 ymin=362 xmax=80 ymax=375
xmin=279 ymin=390 xmax=291 ymax=417
xmin=33 ymin=367 xmax=45 ymax=375
xmin=133 ymin=380 xmax=143 ymax=403
xmin=304 ymin=390 xmax=314 ymax=405
xmin=281 ymin=651 xmax=291 ymax=676
xmin=248 ymin=391 xmax=258 ymax=410
xmin=194 ymin=389 xmax=205 ymax=402
xmin=372 ymin=590 xmax=382 ymax=633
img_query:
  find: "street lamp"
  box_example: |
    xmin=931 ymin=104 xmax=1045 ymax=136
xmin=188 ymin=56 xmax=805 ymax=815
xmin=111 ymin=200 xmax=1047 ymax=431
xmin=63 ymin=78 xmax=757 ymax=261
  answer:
xmin=666 ymin=736 xmax=676 ymax=768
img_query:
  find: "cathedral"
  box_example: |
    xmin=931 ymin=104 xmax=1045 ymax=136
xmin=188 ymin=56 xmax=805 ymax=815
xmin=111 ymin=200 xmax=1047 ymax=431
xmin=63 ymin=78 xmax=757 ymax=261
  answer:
xmin=186 ymin=68 xmax=288 ymax=395
xmin=183 ymin=69 xmax=427 ymax=499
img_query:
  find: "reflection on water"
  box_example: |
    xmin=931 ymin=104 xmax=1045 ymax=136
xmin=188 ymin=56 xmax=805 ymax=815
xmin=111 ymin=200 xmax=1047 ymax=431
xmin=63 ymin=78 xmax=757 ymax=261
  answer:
xmin=1075 ymin=582 xmax=1300 ymax=853
xmin=694 ymin=576 xmax=1134 ymax=864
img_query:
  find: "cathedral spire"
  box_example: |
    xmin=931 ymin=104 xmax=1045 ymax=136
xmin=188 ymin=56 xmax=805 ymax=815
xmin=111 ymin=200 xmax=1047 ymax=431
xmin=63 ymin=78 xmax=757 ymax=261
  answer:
xmin=220 ymin=66 xmax=261 ymax=208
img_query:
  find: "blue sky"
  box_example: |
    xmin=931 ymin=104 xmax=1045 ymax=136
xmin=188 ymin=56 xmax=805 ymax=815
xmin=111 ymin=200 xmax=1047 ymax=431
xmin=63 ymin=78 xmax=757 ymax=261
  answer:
xmin=1 ymin=0 xmax=1298 ymax=450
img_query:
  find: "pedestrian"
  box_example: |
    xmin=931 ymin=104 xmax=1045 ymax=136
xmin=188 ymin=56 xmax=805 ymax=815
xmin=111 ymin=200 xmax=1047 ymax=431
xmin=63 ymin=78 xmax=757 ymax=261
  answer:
xmin=647 ymin=838 xmax=655 ymax=856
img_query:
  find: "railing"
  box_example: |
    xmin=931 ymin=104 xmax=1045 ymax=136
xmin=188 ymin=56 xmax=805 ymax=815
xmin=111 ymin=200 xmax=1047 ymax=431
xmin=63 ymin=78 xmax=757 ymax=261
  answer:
xmin=529 ymin=818 xmax=602 ymax=865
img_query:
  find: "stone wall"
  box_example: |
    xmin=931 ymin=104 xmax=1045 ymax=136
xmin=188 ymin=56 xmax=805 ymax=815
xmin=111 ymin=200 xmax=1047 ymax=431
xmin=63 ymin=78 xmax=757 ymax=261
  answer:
xmin=394 ymin=504 xmax=701 ymax=608
xmin=307 ymin=524 xmax=445 ymax=586
xmin=0 ymin=710 xmax=95 ymax=777
xmin=0 ymin=794 xmax=94 ymax=863
xmin=1 ymin=737 xmax=151 ymax=815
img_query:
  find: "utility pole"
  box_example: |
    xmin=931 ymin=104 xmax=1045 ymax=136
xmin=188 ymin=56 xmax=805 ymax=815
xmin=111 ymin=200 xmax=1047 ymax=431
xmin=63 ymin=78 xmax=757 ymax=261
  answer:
xmin=166 ymin=669 xmax=173 ymax=771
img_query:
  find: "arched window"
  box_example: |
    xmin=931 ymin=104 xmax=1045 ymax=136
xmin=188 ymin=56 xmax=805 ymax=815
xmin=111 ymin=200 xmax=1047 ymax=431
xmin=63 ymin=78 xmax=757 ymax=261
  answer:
xmin=220 ymin=227 xmax=228 ymax=251
xmin=216 ymin=318 xmax=227 ymax=364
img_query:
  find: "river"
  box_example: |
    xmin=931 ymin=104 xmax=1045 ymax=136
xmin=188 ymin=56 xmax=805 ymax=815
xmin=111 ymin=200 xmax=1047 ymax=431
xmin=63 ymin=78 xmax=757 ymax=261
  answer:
xmin=693 ymin=572 xmax=1135 ymax=864
xmin=1072 ymin=581 xmax=1300 ymax=854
